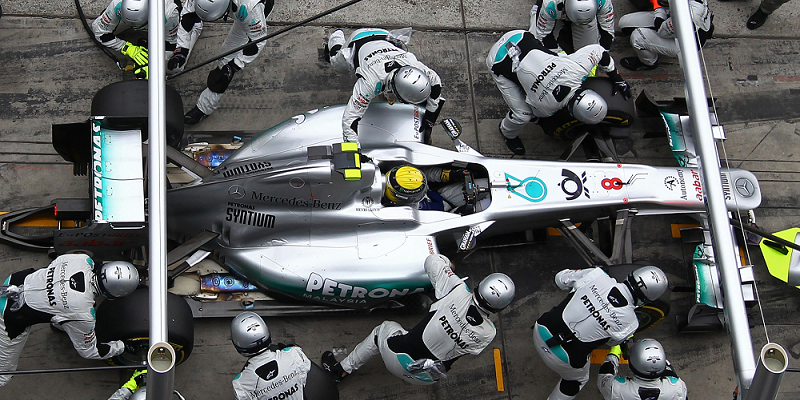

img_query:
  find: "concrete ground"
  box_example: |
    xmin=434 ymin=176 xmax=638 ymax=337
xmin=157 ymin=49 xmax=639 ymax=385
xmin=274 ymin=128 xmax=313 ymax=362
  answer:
xmin=1 ymin=0 xmax=800 ymax=399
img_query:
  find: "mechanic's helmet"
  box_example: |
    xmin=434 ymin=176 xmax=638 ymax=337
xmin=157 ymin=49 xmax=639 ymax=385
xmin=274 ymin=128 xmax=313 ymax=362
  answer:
xmin=389 ymin=66 xmax=431 ymax=105
xmin=565 ymin=0 xmax=598 ymax=24
xmin=626 ymin=266 xmax=669 ymax=305
xmin=384 ymin=165 xmax=428 ymax=206
xmin=231 ymin=311 xmax=272 ymax=357
xmin=568 ymin=89 xmax=607 ymax=125
xmin=96 ymin=261 xmax=139 ymax=299
xmin=130 ymin=387 xmax=146 ymax=400
xmin=120 ymin=0 xmax=149 ymax=27
xmin=629 ymin=338 xmax=668 ymax=379
xmin=474 ymin=273 xmax=516 ymax=313
xmin=195 ymin=0 xmax=231 ymax=21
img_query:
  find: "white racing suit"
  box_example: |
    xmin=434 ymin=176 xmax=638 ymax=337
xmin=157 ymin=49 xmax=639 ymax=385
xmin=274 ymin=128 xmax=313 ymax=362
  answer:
xmin=193 ymin=0 xmax=273 ymax=116
xmin=339 ymin=254 xmax=496 ymax=385
xmin=91 ymin=0 xmax=185 ymax=74
xmin=598 ymin=353 xmax=688 ymax=400
xmin=531 ymin=0 xmax=615 ymax=53
xmin=326 ymin=28 xmax=442 ymax=143
xmin=619 ymin=0 xmax=713 ymax=67
xmin=232 ymin=345 xmax=311 ymax=400
xmin=486 ymin=30 xmax=615 ymax=139
xmin=533 ymin=267 xmax=638 ymax=400
xmin=0 ymin=254 xmax=124 ymax=387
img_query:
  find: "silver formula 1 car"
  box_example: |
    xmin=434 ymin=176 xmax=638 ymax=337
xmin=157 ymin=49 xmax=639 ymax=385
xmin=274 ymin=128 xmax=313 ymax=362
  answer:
xmin=0 ymin=80 xmax=762 ymax=317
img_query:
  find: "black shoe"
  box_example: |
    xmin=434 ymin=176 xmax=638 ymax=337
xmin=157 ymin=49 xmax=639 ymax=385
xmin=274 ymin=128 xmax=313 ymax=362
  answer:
xmin=620 ymin=57 xmax=658 ymax=71
xmin=747 ymin=9 xmax=769 ymax=30
xmin=503 ymin=136 xmax=525 ymax=155
xmin=321 ymin=351 xmax=346 ymax=383
xmin=184 ymin=106 xmax=208 ymax=125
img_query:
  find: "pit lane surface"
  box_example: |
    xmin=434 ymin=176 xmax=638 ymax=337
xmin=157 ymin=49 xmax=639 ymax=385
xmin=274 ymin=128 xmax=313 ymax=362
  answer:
xmin=1 ymin=0 xmax=800 ymax=398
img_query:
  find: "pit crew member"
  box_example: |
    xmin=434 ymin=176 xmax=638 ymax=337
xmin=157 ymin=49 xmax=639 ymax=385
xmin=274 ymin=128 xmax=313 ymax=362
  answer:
xmin=0 ymin=255 xmax=139 ymax=387
xmin=326 ymin=28 xmax=443 ymax=145
xmin=321 ymin=254 xmax=515 ymax=385
xmin=183 ymin=0 xmax=275 ymax=125
xmin=533 ymin=266 xmax=668 ymax=400
xmin=597 ymin=338 xmax=688 ymax=400
xmin=618 ymin=0 xmax=713 ymax=71
xmin=230 ymin=312 xmax=314 ymax=400
xmin=486 ymin=29 xmax=631 ymax=155
xmin=530 ymin=0 xmax=615 ymax=53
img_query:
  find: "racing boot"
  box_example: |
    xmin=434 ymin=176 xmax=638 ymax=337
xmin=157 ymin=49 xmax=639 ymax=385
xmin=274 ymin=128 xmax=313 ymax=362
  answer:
xmin=321 ymin=351 xmax=347 ymax=383
xmin=620 ymin=57 xmax=658 ymax=71
xmin=184 ymin=106 xmax=208 ymax=125
xmin=499 ymin=123 xmax=525 ymax=155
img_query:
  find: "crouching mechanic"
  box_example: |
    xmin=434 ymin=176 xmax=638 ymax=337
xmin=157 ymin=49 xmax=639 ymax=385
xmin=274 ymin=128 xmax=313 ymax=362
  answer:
xmin=321 ymin=254 xmax=515 ymax=385
xmin=486 ymin=30 xmax=631 ymax=155
xmin=230 ymin=312 xmax=315 ymax=400
xmin=530 ymin=0 xmax=616 ymax=54
xmin=0 ymin=254 xmax=139 ymax=387
xmin=92 ymin=0 xmax=189 ymax=78
xmin=598 ymin=338 xmax=687 ymax=400
xmin=618 ymin=0 xmax=713 ymax=71
xmin=326 ymin=28 xmax=443 ymax=146
xmin=183 ymin=0 xmax=275 ymax=124
xmin=533 ymin=266 xmax=668 ymax=400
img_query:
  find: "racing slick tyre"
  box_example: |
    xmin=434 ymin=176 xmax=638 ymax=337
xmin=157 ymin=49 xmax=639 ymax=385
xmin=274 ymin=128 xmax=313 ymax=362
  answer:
xmin=95 ymin=288 xmax=195 ymax=366
xmin=304 ymin=361 xmax=340 ymax=400
xmin=538 ymin=77 xmax=635 ymax=141
xmin=605 ymin=263 xmax=671 ymax=332
xmin=91 ymin=79 xmax=186 ymax=149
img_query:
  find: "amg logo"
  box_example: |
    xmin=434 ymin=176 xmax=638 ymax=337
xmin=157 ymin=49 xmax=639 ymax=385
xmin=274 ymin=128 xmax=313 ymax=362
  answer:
xmin=226 ymin=208 xmax=275 ymax=228
xmin=220 ymin=161 xmax=272 ymax=178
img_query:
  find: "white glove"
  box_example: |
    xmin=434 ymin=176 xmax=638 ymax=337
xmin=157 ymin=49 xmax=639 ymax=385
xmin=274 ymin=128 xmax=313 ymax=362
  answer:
xmin=108 ymin=387 xmax=133 ymax=400
xmin=105 ymin=340 xmax=125 ymax=358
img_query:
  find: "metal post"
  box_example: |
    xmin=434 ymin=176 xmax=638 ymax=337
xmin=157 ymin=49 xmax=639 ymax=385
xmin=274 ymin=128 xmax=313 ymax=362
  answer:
xmin=147 ymin=0 xmax=174 ymax=398
xmin=747 ymin=343 xmax=788 ymax=400
xmin=670 ymin=0 xmax=757 ymax=392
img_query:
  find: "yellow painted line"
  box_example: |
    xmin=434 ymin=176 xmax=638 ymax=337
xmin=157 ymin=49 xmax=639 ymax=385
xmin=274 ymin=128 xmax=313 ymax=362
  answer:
xmin=493 ymin=348 xmax=505 ymax=391
xmin=670 ymin=224 xmax=701 ymax=238
xmin=0 ymin=211 xmax=76 ymax=227
xmin=590 ymin=349 xmax=628 ymax=365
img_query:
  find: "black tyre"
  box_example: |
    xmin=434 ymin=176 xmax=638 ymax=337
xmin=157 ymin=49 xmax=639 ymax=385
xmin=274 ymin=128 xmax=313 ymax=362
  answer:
xmin=539 ymin=77 xmax=635 ymax=140
xmin=91 ymin=80 xmax=185 ymax=149
xmin=95 ymin=288 xmax=195 ymax=366
xmin=303 ymin=361 xmax=340 ymax=400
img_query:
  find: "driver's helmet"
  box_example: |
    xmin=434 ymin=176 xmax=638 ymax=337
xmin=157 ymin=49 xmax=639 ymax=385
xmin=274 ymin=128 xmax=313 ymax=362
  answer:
xmin=474 ymin=273 xmax=516 ymax=313
xmin=389 ymin=66 xmax=431 ymax=105
xmin=626 ymin=266 xmax=668 ymax=305
xmin=629 ymin=338 xmax=668 ymax=379
xmin=384 ymin=165 xmax=428 ymax=206
xmin=568 ymin=88 xmax=607 ymax=125
xmin=231 ymin=311 xmax=272 ymax=357
xmin=120 ymin=0 xmax=149 ymax=27
xmin=195 ymin=0 xmax=231 ymax=21
xmin=565 ymin=0 xmax=598 ymax=24
xmin=95 ymin=261 xmax=139 ymax=299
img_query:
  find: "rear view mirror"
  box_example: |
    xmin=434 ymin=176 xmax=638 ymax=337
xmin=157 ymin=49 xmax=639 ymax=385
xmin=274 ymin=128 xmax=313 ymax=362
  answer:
xmin=440 ymin=118 xmax=462 ymax=140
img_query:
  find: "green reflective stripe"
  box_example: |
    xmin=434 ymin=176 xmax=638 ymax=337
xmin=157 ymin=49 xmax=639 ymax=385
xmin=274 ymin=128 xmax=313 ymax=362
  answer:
xmin=352 ymin=29 xmax=389 ymax=41
xmin=91 ymin=308 xmax=96 ymax=320
xmin=0 ymin=275 xmax=10 ymax=318
xmin=615 ymin=376 xmax=626 ymax=383
xmin=494 ymin=32 xmax=524 ymax=63
xmin=667 ymin=376 xmax=678 ymax=384
xmin=234 ymin=373 xmax=241 ymax=380
xmin=537 ymin=325 xmax=569 ymax=364
xmin=396 ymin=353 xmax=434 ymax=382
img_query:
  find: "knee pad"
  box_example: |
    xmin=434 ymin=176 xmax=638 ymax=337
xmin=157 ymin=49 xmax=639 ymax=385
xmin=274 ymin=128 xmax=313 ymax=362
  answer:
xmin=207 ymin=67 xmax=234 ymax=94
xmin=559 ymin=379 xmax=582 ymax=396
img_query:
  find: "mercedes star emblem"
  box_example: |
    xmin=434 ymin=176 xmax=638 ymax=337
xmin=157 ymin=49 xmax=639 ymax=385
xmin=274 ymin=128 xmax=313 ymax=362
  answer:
xmin=228 ymin=185 xmax=246 ymax=199
xmin=735 ymin=178 xmax=755 ymax=198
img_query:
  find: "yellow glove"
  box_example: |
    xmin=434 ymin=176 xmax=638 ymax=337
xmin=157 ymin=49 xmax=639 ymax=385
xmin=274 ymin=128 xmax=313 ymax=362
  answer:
xmin=122 ymin=369 xmax=147 ymax=392
xmin=608 ymin=345 xmax=622 ymax=359
xmin=121 ymin=42 xmax=149 ymax=67
xmin=134 ymin=65 xmax=149 ymax=80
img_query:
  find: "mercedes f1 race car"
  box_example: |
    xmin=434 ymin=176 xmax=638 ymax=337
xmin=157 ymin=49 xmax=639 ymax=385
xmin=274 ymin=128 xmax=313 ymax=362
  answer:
xmin=0 ymin=80 xmax=762 ymax=328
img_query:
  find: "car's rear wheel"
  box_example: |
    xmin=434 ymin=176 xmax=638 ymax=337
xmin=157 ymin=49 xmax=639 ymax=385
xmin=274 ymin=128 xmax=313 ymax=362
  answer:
xmin=95 ymin=288 xmax=195 ymax=366
xmin=91 ymin=80 xmax=186 ymax=149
